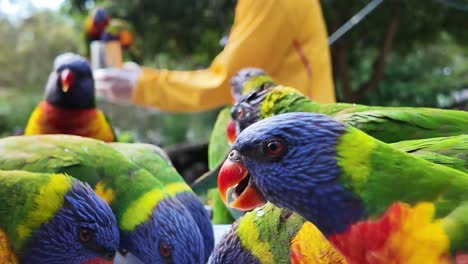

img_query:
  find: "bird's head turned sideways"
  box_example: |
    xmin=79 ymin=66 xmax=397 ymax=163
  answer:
xmin=218 ymin=113 xmax=363 ymax=235
xmin=45 ymin=53 xmax=95 ymax=109
xmin=23 ymin=180 xmax=119 ymax=264
xmin=226 ymin=87 xmax=272 ymax=144
xmin=119 ymin=196 xmax=205 ymax=264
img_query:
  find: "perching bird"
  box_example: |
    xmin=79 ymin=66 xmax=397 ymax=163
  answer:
xmin=109 ymin=142 xmax=214 ymax=261
xmin=100 ymin=19 xmax=134 ymax=50
xmin=0 ymin=170 xmax=119 ymax=264
xmin=24 ymin=53 xmax=116 ymax=142
xmin=218 ymin=112 xmax=468 ymax=263
xmin=228 ymin=73 xmax=468 ymax=144
xmin=211 ymin=202 xmax=347 ymax=264
xmin=85 ymin=7 xmax=110 ymax=42
xmin=0 ymin=135 xmax=205 ymax=263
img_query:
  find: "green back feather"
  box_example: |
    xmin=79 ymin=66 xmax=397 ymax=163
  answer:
xmin=234 ymin=203 xmax=306 ymax=263
xmin=0 ymin=135 xmax=168 ymax=231
xmin=260 ymin=86 xmax=468 ymax=143
xmin=109 ymin=142 xmax=191 ymax=196
xmin=0 ymin=171 xmax=73 ymax=250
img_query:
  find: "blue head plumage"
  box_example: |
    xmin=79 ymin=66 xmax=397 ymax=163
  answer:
xmin=45 ymin=52 xmax=95 ymax=108
xmin=119 ymin=196 xmax=205 ymax=264
xmin=93 ymin=8 xmax=109 ymax=25
xmin=22 ymin=180 xmax=119 ymax=264
xmin=220 ymin=112 xmax=364 ymax=236
xmin=175 ymin=191 xmax=214 ymax=260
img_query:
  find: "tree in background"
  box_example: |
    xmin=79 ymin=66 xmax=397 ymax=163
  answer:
xmin=322 ymin=0 xmax=468 ymax=105
xmin=65 ymin=0 xmax=236 ymax=68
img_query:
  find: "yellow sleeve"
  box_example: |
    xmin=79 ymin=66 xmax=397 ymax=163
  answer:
xmin=132 ymin=0 xmax=335 ymax=112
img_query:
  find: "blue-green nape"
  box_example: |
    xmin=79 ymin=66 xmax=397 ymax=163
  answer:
xmin=23 ymin=180 xmax=119 ymax=264
xmin=120 ymin=196 xmax=205 ymax=264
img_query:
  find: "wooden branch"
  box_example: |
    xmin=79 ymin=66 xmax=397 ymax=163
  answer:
xmin=329 ymin=12 xmax=354 ymax=102
xmin=353 ymin=7 xmax=400 ymax=102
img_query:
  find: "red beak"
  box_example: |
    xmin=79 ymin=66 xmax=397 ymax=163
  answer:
xmin=218 ymin=151 xmax=265 ymax=211
xmin=60 ymin=69 xmax=74 ymax=93
xmin=226 ymin=119 xmax=237 ymax=144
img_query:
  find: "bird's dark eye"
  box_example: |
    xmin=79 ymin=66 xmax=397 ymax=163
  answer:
xmin=263 ymin=139 xmax=284 ymax=157
xmin=158 ymin=241 xmax=172 ymax=258
xmin=78 ymin=228 xmax=94 ymax=243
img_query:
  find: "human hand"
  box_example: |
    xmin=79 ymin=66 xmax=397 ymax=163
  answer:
xmin=94 ymin=62 xmax=142 ymax=104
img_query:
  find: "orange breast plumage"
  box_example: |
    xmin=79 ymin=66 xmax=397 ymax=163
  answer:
xmin=25 ymin=101 xmax=115 ymax=142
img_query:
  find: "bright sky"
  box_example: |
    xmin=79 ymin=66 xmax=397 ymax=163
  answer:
xmin=0 ymin=0 xmax=65 ymax=21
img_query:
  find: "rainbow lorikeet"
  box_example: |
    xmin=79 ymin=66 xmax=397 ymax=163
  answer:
xmin=195 ymin=108 xmax=467 ymax=221
xmin=100 ymin=19 xmax=134 ymax=50
xmin=108 ymin=142 xmax=214 ymax=261
xmin=85 ymin=7 xmax=110 ymax=42
xmin=218 ymin=112 xmax=468 ymax=263
xmin=226 ymin=69 xmax=468 ymax=144
xmin=0 ymin=170 xmax=119 ymax=264
xmin=211 ymin=202 xmax=346 ymax=264
xmin=24 ymin=53 xmax=115 ymax=142
xmin=0 ymin=135 xmax=205 ymax=263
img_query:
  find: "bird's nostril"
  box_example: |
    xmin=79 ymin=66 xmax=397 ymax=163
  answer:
xmin=104 ymin=250 xmax=116 ymax=260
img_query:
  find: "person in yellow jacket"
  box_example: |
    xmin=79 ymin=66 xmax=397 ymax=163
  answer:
xmin=94 ymin=0 xmax=335 ymax=112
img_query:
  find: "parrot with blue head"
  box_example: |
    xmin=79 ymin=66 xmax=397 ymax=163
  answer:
xmin=0 ymin=170 xmax=119 ymax=264
xmin=218 ymin=112 xmax=468 ymax=263
xmin=109 ymin=142 xmax=215 ymax=261
xmin=85 ymin=7 xmax=110 ymax=42
xmin=0 ymin=135 xmax=205 ymax=263
xmin=24 ymin=53 xmax=115 ymax=142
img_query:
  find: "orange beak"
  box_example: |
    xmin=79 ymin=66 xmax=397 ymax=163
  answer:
xmin=218 ymin=151 xmax=265 ymax=211
xmin=226 ymin=119 xmax=237 ymax=144
xmin=60 ymin=69 xmax=74 ymax=93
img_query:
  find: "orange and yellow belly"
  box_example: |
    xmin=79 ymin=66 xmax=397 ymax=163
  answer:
xmin=25 ymin=101 xmax=115 ymax=142
xmin=329 ymin=202 xmax=451 ymax=264
xmin=0 ymin=228 xmax=17 ymax=264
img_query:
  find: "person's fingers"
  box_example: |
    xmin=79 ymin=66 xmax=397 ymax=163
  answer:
xmin=122 ymin=62 xmax=140 ymax=72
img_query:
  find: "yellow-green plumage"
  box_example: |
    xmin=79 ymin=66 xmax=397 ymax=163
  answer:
xmin=108 ymin=142 xmax=215 ymax=260
xmin=0 ymin=135 xmax=205 ymax=263
xmin=211 ymin=203 xmax=346 ymax=263
xmin=0 ymin=171 xmax=73 ymax=252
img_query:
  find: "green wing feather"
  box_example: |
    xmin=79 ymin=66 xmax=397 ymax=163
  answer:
xmin=263 ymin=87 xmax=468 ymax=143
xmin=0 ymin=135 xmax=167 ymax=227
xmin=109 ymin=142 xmax=181 ymax=189
xmin=208 ymin=106 xmax=232 ymax=170
xmin=390 ymin=135 xmax=468 ymax=172
xmin=0 ymin=171 xmax=73 ymax=251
